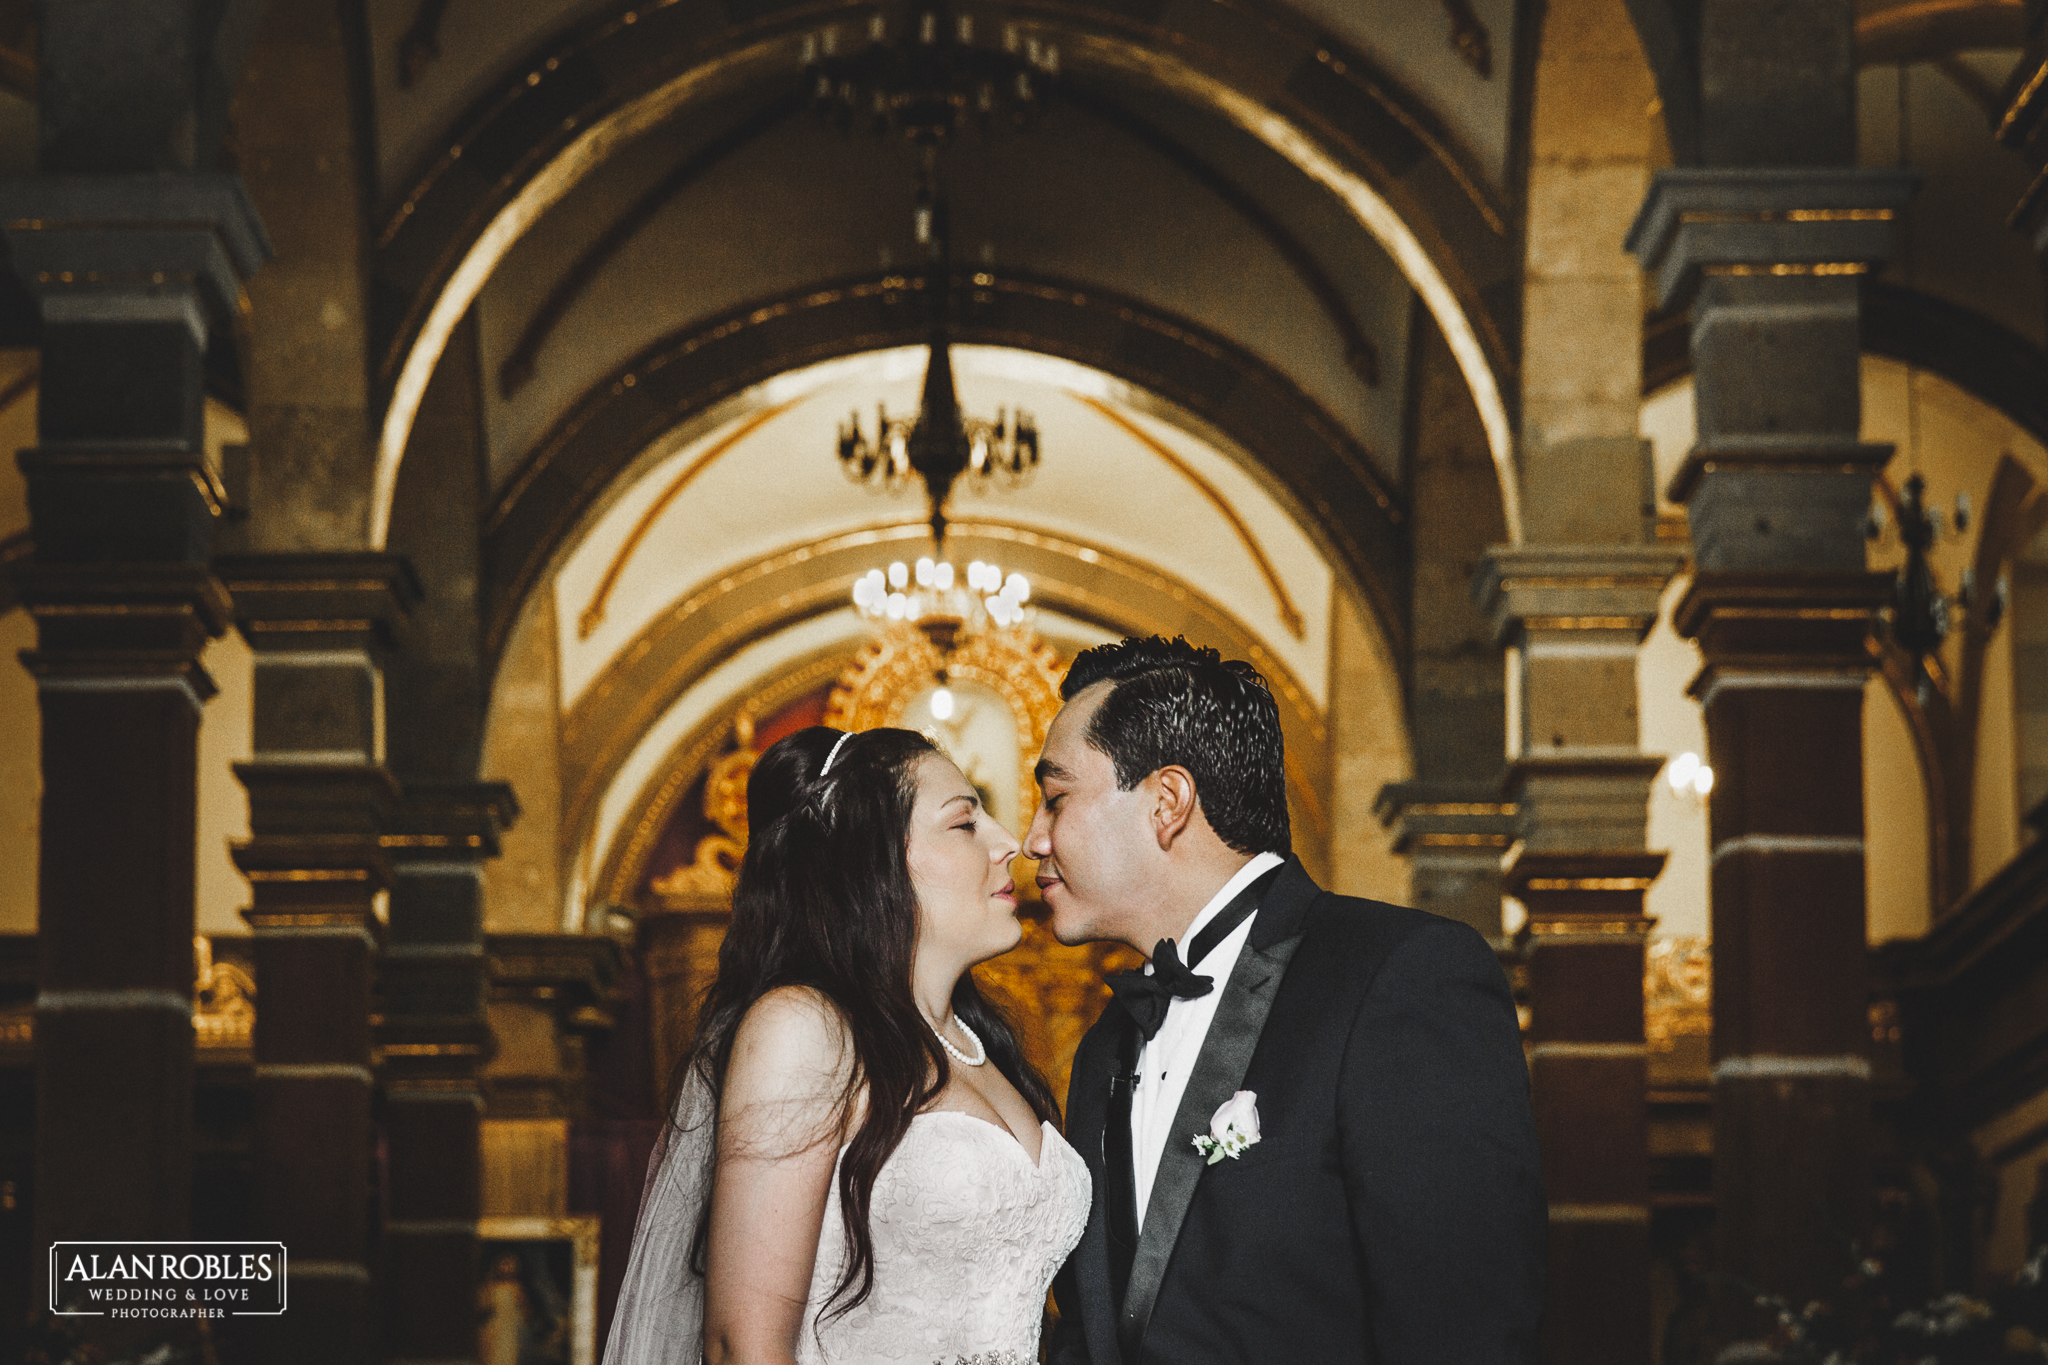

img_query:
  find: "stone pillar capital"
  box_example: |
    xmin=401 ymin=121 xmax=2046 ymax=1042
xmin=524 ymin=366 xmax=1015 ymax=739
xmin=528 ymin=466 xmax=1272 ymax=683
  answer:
xmin=379 ymin=781 xmax=520 ymax=1095
xmin=1625 ymin=167 xmax=1920 ymax=310
xmin=1673 ymin=570 xmax=1893 ymax=682
xmin=1474 ymin=544 xmax=1687 ymax=646
xmin=14 ymin=560 xmax=231 ymax=708
xmin=384 ymin=779 xmax=520 ymax=862
xmin=0 ymin=174 xmax=271 ymax=337
xmin=1504 ymin=848 xmax=1666 ymax=936
xmin=1504 ymin=754 xmax=1666 ymax=854
xmin=217 ymin=551 xmax=421 ymax=657
xmin=1373 ymin=780 xmax=1518 ymax=857
xmin=232 ymin=764 xmax=401 ymax=943
xmin=483 ymin=932 xmax=627 ymax=1116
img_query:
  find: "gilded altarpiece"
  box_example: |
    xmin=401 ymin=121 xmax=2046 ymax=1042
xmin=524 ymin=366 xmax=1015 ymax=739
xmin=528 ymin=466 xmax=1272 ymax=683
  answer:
xmin=632 ymin=624 xmax=1139 ymax=1110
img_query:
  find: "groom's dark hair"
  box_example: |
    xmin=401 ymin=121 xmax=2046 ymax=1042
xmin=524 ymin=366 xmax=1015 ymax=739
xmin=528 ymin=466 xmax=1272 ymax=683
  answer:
xmin=1061 ymin=635 xmax=1291 ymax=856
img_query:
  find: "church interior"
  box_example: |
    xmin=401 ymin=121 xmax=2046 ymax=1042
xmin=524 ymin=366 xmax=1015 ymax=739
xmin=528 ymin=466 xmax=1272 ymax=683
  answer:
xmin=2 ymin=0 xmax=2047 ymax=1360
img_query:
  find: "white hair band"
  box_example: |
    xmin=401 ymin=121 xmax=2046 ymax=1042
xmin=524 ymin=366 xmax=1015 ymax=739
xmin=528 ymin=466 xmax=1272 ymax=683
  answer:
xmin=820 ymin=731 xmax=856 ymax=775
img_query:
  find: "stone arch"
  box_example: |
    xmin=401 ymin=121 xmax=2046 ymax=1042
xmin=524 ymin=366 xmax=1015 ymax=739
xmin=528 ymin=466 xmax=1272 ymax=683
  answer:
xmin=474 ymin=268 xmax=1420 ymax=685
xmin=560 ymin=518 xmax=1340 ymax=909
xmin=368 ymin=0 xmax=1526 ymax=550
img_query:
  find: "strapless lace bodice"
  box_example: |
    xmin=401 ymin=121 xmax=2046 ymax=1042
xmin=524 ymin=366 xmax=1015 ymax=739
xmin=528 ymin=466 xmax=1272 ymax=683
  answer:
xmin=797 ymin=1111 xmax=1090 ymax=1365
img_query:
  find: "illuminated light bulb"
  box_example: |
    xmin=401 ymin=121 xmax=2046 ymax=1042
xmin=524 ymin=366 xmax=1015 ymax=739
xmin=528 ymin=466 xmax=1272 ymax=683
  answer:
xmin=887 ymin=593 xmax=908 ymax=620
xmin=934 ymin=561 xmax=954 ymax=590
xmin=1666 ymin=752 xmax=1700 ymax=795
xmin=930 ymin=687 xmax=955 ymax=720
xmin=986 ymin=596 xmax=1006 ymax=623
xmin=1004 ymin=573 xmax=1029 ymax=602
xmin=968 ymin=560 xmax=987 ymax=590
xmin=888 ymin=562 xmax=909 ymax=590
xmin=853 ymin=577 xmax=876 ymax=609
xmin=915 ymin=557 xmax=935 ymax=587
xmin=1693 ymin=766 xmax=1714 ymax=797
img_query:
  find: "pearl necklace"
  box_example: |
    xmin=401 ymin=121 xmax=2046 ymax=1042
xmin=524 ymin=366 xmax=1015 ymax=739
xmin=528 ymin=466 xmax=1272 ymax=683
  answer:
xmin=927 ymin=1012 xmax=987 ymax=1067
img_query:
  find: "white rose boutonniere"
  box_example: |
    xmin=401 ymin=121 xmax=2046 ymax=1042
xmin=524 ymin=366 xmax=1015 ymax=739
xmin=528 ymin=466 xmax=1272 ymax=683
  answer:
xmin=1191 ymin=1090 xmax=1262 ymax=1165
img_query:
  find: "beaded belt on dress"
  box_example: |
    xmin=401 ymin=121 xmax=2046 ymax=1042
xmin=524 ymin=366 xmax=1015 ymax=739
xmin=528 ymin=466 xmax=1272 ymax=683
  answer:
xmin=936 ymin=1353 xmax=1027 ymax=1364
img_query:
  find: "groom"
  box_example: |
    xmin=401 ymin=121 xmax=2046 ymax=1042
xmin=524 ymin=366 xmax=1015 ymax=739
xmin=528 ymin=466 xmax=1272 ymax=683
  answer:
xmin=1031 ymin=636 xmax=1544 ymax=1364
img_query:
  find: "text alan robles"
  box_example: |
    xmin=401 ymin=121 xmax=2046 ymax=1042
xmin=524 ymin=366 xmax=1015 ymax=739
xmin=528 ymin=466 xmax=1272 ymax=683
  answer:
xmin=49 ymin=1242 xmax=288 ymax=1319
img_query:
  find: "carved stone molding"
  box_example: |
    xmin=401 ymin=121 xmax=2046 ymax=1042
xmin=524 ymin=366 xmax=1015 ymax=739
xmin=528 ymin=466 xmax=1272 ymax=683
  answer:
xmin=1474 ymin=545 xmax=1688 ymax=646
xmin=1626 ymin=167 xmax=1921 ymax=310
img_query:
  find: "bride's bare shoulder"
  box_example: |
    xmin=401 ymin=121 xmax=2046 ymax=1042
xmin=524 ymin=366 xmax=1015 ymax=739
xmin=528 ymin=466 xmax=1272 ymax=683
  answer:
xmin=734 ymin=984 xmax=848 ymax=1052
xmin=724 ymin=986 xmax=857 ymax=1107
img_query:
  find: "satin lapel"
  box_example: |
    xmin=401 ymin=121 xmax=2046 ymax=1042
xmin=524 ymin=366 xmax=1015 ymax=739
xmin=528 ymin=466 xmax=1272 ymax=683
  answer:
xmin=1118 ymin=930 xmax=1303 ymax=1350
xmin=1065 ymin=1014 xmax=1126 ymax=1365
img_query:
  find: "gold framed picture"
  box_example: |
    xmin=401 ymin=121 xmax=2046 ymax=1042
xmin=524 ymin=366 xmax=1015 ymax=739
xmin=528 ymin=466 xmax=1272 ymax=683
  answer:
xmin=476 ymin=1215 xmax=600 ymax=1365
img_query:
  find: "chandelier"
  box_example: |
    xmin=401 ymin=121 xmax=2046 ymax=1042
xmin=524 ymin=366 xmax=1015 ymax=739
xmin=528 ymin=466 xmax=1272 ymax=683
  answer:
xmin=836 ymin=332 xmax=1039 ymax=550
xmin=801 ymin=5 xmax=1058 ymax=147
xmin=853 ymin=555 xmax=1031 ymax=633
xmin=810 ymin=3 xmax=1053 ymax=552
xmin=850 ymin=555 xmax=1035 ymax=720
xmin=1871 ymin=473 xmax=2008 ymax=698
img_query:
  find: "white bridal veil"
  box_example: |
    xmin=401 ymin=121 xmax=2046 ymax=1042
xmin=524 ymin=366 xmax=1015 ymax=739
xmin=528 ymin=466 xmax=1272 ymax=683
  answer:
xmin=599 ymin=1067 xmax=717 ymax=1365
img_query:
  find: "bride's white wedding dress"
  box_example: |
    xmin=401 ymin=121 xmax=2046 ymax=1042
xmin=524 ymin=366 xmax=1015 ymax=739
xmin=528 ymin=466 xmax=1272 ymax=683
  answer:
xmin=798 ymin=1111 xmax=1089 ymax=1364
xmin=604 ymin=1079 xmax=1090 ymax=1365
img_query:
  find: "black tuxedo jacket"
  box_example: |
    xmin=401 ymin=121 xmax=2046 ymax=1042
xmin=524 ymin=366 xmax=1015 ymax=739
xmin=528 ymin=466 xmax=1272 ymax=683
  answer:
xmin=1048 ymin=857 xmax=1544 ymax=1364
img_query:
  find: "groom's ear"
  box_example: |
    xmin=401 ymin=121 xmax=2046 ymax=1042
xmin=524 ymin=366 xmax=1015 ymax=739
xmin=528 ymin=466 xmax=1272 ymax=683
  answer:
xmin=1150 ymin=765 xmax=1199 ymax=850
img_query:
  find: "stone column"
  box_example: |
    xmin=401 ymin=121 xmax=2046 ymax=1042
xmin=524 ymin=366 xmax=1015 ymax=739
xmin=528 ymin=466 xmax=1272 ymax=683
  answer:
xmin=372 ymin=285 xmax=507 ymax=1362
xmin=1630 ymin=164 xmax=1915 ymax=1308
xmin=1374 ymin=788 xmax=1518 ymax=940
xmin=223 ymin=8 xmax=402 ymax=1353
xmin=2 ymin=177 xmax=266 ymax=1335
xmin=1376 ymin=307 xmax=1515 ymax=942
xmin=1488 ymin=0 xmax=1690 ymax=1345
xmin=1477 ymin=543 xmax=1680 ymax=1365
xmin=381 ymin=781 xmax=516 ymax=1365
xmin=217 ymin=553 xmax=413 ymax=1365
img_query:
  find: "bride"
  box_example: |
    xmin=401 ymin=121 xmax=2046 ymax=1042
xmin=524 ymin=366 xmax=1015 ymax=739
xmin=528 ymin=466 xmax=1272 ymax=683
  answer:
xmin=603 ymin=725 xmax=1089 ymax=1365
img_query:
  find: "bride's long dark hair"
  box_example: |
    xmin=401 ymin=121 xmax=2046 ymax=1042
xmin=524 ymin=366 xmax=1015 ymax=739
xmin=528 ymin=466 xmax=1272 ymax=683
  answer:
xmin=672 ymin=724 xmax=1059 ymax=1318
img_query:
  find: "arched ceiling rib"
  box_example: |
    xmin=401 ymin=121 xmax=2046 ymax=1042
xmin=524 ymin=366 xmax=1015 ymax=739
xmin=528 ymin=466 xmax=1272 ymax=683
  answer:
xmin=474 ymin=85 xmax=1414 ymax=491
xmin=368 ymin=0 xmax=1524 ymax=549
xmin=491 ymin=82 xmax=1397 ymax=414
xmin=476 ymin=269 xmax=1413 ymax=685
xmin=367 ymin=0 xmax=1517 ymax=210
xmin=569 ymin=522 xmax=1338 ymax=918
xmin=549 ymin=346 xmax=1337 ymax=713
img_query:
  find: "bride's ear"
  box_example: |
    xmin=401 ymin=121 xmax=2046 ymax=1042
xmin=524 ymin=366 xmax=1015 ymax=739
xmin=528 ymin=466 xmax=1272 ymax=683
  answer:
xmin=1150 ymin=766 xmax=1199 ymax=850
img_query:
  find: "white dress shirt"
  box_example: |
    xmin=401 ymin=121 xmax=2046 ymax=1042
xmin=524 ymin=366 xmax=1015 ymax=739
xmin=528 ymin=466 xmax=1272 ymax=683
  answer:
xmin=1129 ymin=850 xmax=1286 ymax=1229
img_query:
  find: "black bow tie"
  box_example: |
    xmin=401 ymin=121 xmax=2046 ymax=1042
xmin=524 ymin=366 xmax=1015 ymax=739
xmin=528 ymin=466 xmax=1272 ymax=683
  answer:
xmin=1107 ymin=939 xmax=1212 ymax=1041
xmin=1105 ymin=864 xmax=1284 ymax=1042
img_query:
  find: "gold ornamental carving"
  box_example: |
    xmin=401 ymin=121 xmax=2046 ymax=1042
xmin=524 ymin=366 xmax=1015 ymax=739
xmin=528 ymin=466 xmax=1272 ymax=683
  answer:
xmin=1645 ymin=936 xmax=1711 ymax=1084
xmin=194 ymin=936 xmax=257 ymax=1052
xmin=822 ymin=619 xmax=1066 ymax=830
xmin=649 ymin=714 xmax=758 ymax=909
